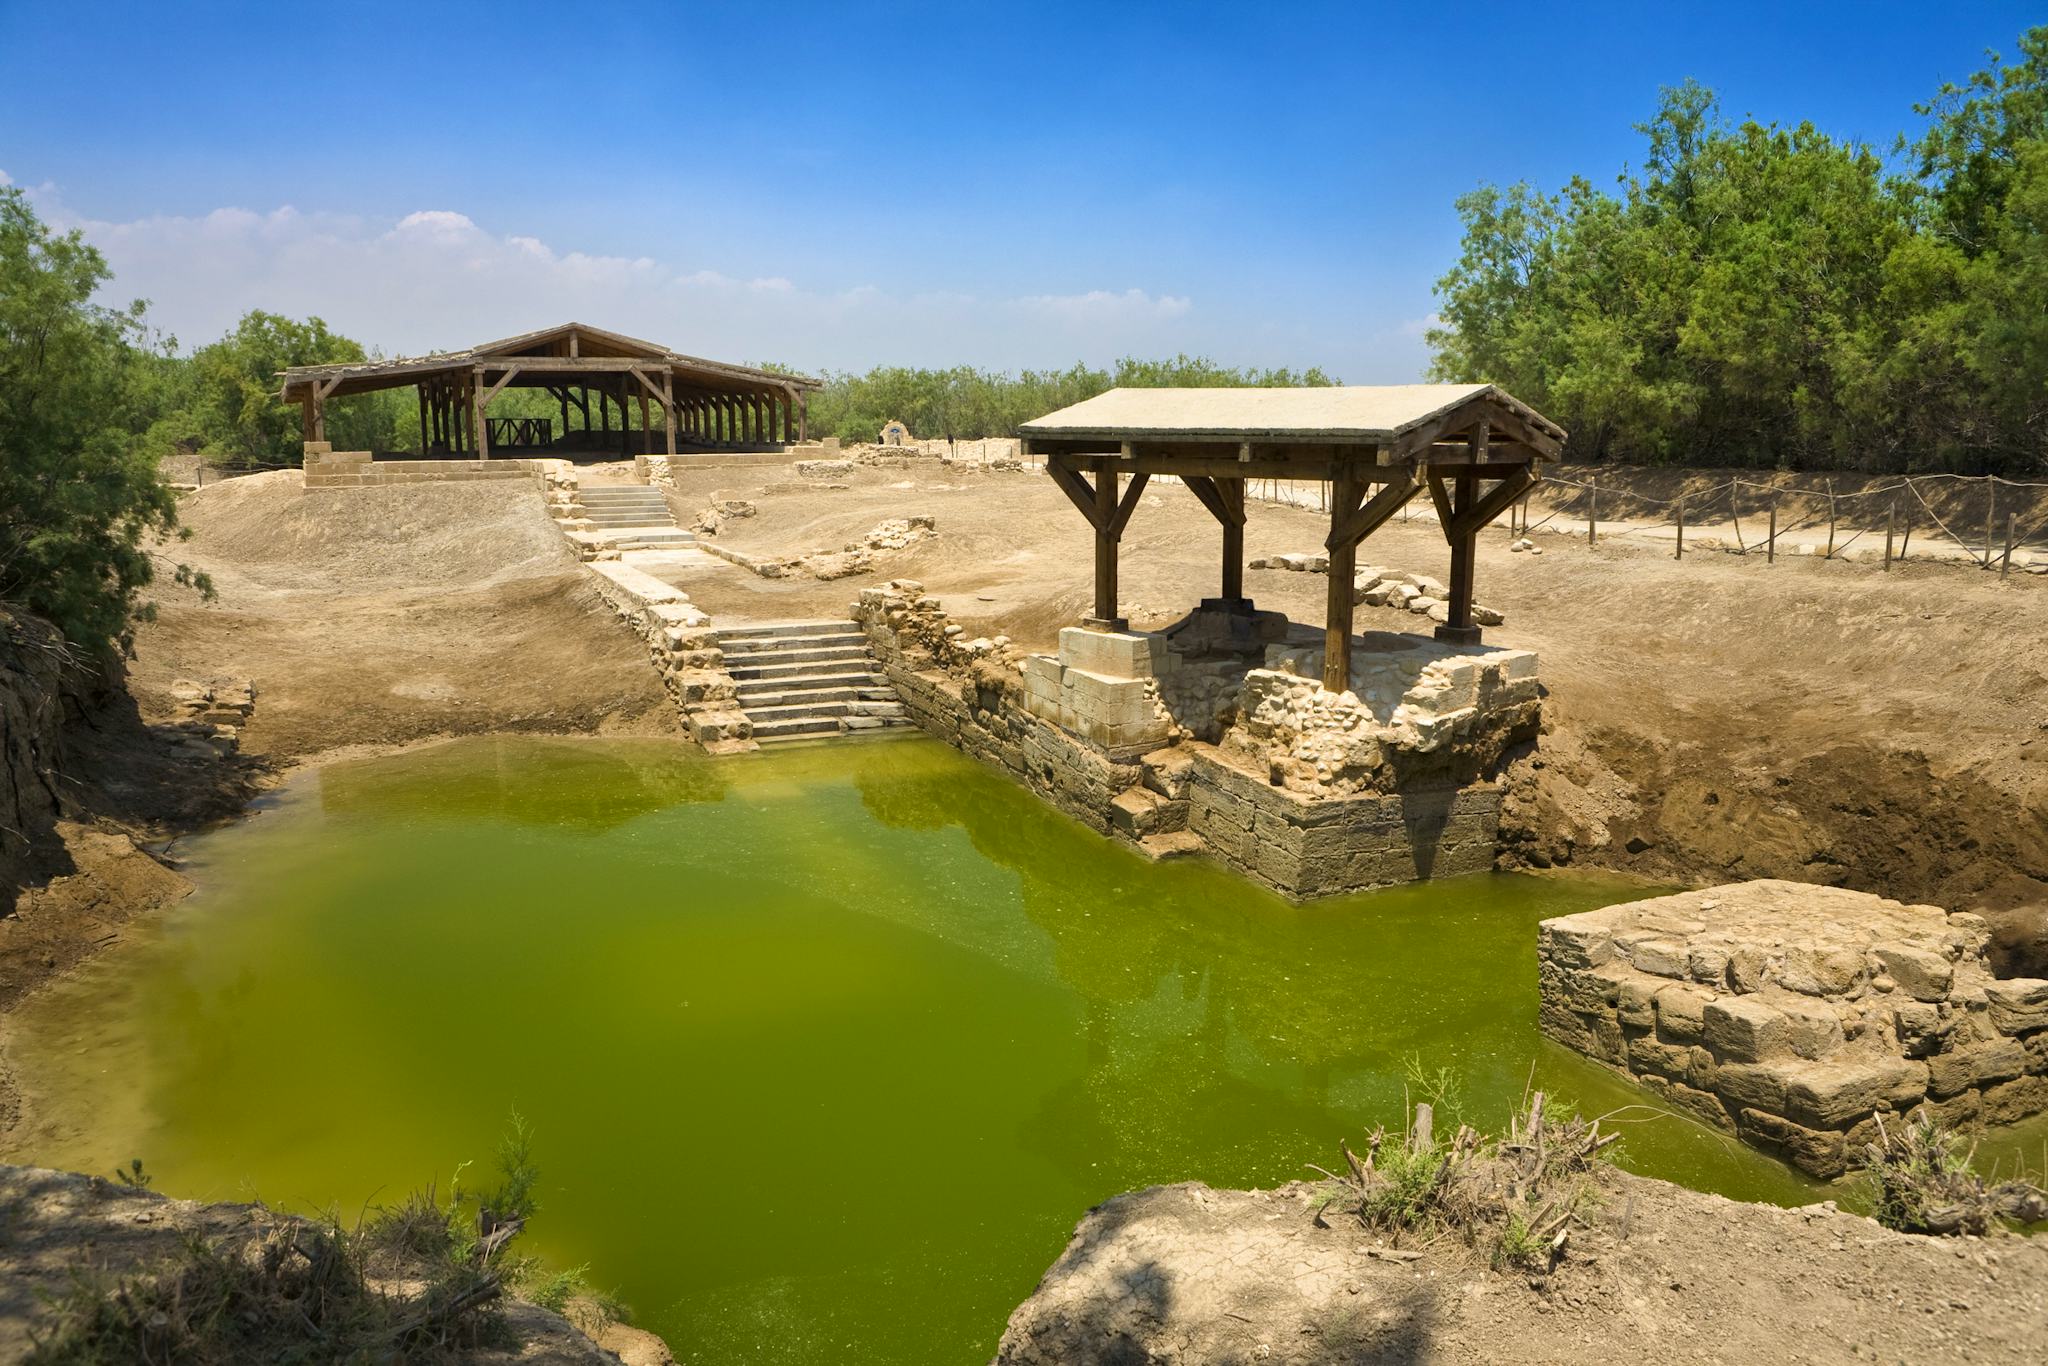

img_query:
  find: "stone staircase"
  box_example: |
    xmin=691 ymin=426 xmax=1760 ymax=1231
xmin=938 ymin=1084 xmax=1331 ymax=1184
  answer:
xmin=718 ymin=620 xmax=914 ymax=742
xmin=577 ymin=485 xmax=698 ymax=551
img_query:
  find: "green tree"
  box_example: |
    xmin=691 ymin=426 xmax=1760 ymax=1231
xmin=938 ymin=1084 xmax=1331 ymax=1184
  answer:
xmin=183 ymin=311 xmax=404 ymax=465
xmin=0 ymin=188 xmax=196 ymax=654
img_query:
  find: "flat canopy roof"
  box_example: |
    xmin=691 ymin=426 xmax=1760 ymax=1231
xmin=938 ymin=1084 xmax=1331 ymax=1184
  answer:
xmin=1020 ymin=383 xmax=1565 ymax=447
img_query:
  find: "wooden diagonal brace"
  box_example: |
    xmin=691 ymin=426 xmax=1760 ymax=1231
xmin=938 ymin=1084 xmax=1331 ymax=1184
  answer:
xmin=1047 ymin=459 xmax=1104 ymax=529
xmin=629 ymin=367 xmax=672 ymax=407
xmin=1448 ymin=466 xmax=1537 ymax=537
xmin=1181 ymin=475 xmax=1247 ymax=527
xmin=1328 ymin=469 xmax=1418 ymax=549
xmin=1106 ymin=472 xmax=1150 ymax=539
xmin=479 ymin=365 xmax=522 ymax=407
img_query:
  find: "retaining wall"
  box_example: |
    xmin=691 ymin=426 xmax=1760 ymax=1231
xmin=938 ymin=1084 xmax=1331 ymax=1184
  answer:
xmin=1539 ymin=880 xmax=2048 ymax=1177
xmin=851 ymin=580 xmax=1522 ymax=897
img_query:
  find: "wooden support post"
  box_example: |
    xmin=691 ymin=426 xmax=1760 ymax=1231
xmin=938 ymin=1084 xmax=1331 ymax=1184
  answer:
xmin=1324 ymin=470 xmax=1362 ymax=694
xmin=1885 ymin=502 xmax=1896 ymax=571
xmin=1986 ymin=477 xmax=1996 ymax=569
xmin=2004 ymin=512 xmax=2016 ymax=580
xmin=1093 ymin=466 xmax=1119 ymax=626
xmin=1675 ymin=500 xmax=1685 ymax=560
xmin=416 ymin=386 xmax=429 ymax=455
xmin=663 ymin=373 xmax=677 ymax=455
xmin=1768 ymin=499 xmax=1778 ymax=563
xmin=473 ymin=367 xmax=489 ymax=459
xmin=798 ymin=391 xmax=809 ymax=442
xmin=1445 ymin=469 xmax=1479 ymax=631
xmin=558 ymin=390 xmax=570 ymax=445
xmin=1220 ymin=478 xmax=1245 ymax=602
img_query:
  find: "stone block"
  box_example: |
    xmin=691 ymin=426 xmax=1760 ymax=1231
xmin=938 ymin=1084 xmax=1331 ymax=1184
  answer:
xmin=1629 ymin=937 xmax=1689 ymax=978
xmin=1703 ymin=995 xmax=1792 ymax=1062
xmin=1927 ymin=1037 xmax=2028 ymax=1098
xmin=1653 ymin=983 xmax=1712 ymax=1044
xmin=1537 ymin=916 xmax=1614 ymax=971
xmin=1874 ymin=945 xmax=1953 ymax=1003
xmin=1980 ymin=1074 xmax=2048 ymax=1127
xmin=1713 ymin=1061 xmax=1787 ymax=1114
xmin=1779 ymin=1057 xmax=1926 ymax=1129
xmin=1778 ymin=944 xmax=1868 ymax=997
xmin=1058 ymin=628 xmax=1165 ymax=679
xmin=1893 ymin=1001 xmax=1947 ymax=1058
xmin=1776 ymin=996 xmax=1847 ymax=1060
xmin=1738 ymin=1108 xmax=1849 ymax=1180
xmin=1986 ymin=979 xmax=2048 ymax=1035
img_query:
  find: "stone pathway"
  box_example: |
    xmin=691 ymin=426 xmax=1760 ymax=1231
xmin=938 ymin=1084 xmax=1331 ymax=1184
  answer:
xmin=718 ymin=620 xmax=912 ymax=742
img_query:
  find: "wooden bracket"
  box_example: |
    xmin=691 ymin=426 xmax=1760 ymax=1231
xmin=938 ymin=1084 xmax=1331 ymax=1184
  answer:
xmin=1328 ymin=469 xmax=1418 ymax=549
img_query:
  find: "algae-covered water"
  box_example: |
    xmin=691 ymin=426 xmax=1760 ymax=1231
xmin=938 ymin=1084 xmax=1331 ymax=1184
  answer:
xmin=5 ymin=735 xmax=1838 ymax=1362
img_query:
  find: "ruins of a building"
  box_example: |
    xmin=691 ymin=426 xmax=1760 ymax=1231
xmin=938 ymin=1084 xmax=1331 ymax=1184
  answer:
xmin=845 ymin=384 xmax=1566 ymax=898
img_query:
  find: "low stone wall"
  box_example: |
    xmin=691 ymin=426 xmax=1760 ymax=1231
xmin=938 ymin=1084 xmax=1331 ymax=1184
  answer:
xmin=852 ymin=580 xmax=1527 ymax=896
xmin=301 ymin=446 xmax=542 ymax=488
xmin=1539 ymin=880 xmax=2048 ymax=1177
xmin=583 ymin=562 xmax=752 ymax=753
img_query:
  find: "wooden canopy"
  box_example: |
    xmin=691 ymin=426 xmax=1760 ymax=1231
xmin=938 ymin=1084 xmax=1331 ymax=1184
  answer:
xmin=1018 ymin=384 xmax=1566 ymax=693
xmin=277 ymin=322 xmax=822 ymax=459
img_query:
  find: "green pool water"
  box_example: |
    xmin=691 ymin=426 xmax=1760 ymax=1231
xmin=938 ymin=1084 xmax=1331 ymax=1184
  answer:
xmin=4 ymin=735 xmax=1856 ymax=1361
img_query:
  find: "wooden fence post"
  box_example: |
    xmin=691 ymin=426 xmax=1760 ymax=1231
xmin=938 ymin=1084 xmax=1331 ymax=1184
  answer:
xmin=1884 ymin=502 xmax=1895 ymax=571
xmin=1824 ymin=479 xmax=1836 ymax=560
xmin=1767 ymin=499 xmax=1777 ymax=563
xmin=1675 ymin=500 xmax=1684 ymax=559
xmin=1588 ymin=474 xmax=1599 ymax=547
xmin=1985 ymin=476 xmax=1996 ymax=569
xmin=2004 ymin=512 xmax=2016 ymax=580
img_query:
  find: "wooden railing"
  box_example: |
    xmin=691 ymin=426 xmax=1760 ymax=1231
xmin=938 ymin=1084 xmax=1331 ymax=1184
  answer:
xmin=485 ymin=416 xmax=553 ymax=448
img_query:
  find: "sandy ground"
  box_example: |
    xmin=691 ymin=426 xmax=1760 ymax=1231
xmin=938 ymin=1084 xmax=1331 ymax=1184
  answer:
xmin=995 ymin=1170 xmax=2048 ymax=1365
xmin=655 ymin=459 xmax=2048 ymax=970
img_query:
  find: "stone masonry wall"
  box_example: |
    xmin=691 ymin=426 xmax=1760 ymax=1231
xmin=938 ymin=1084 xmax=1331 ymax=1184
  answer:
xmin=853 ymin=581 xmax=1517 ymax=897
xmin=1540 ymin=880 xmax=2048 ymax=1178
xmin=301 ymin=446 xmax=541 ymax=488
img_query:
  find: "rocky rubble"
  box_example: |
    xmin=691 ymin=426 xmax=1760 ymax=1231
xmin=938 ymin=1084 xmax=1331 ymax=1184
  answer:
xmin=1540 ymin=880 xmax=2048 ymax=1177
xmin=164 ymin=678 xmax=254 ymax=758
xmin=705 ymin=515 xmax=936 ymax=581
xmin=1252 ymin=552 xmax=1506 ymax=626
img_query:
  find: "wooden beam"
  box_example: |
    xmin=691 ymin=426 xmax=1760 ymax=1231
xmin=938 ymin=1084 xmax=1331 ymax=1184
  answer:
xmin=1327 ymin=469 xmax=1419 ymax=549
xmin=1324 ymin=469 xmax=1362 ymax=694
xmin=663 ymin=371 xmax=677 ymax=455
xmin=1449 ymin=466 xmax=1537 ymax=536
xmin=1094 ymin=466 xmax=1119 ymax=623
xmin=1046 ymin=458 xmax=1104 ymax=529
xmin=1106 ymin=471 xmax=1150 ymax=539
xmin=1179 ymin=474 xmax=1232 ymax=524
xmin=480 ymin=365 xmax=521 ymax=407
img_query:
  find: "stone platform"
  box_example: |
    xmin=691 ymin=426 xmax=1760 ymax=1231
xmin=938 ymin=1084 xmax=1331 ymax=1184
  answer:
xmin=853 ymin=585 xmax=1542 ymax=898
xmin=1539 ymin=880 xmax=2048 ymax=1177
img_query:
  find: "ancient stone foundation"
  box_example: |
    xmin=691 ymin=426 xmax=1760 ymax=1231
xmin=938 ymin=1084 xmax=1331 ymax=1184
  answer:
xmin=852 ymin=581 xmax=1539 ymax=898
xmin=1539 ymin=880 xmax=2048 ymax=1177
xmin=301 ymin=446 xmax=544 ymax=487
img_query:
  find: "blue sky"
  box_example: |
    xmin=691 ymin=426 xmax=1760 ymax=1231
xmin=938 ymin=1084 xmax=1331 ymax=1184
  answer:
xmin=0 ymin=1 xmax=2038 ymax=377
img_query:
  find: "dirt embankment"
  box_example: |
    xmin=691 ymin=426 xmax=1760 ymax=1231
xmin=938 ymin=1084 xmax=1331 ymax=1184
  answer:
xmin=659 ymin=460 xmax=2048 ymax=967
xmin=2 ymin=471 xmax=680 ymax=1015
xmin=995 ymin=1170 xmax=2048 ymax=1364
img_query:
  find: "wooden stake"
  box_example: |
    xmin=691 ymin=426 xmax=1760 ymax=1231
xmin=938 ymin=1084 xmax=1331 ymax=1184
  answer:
xmin=1674 ymin=500 xmax=1684 ymax=559
xmin=1884 ymin=501 xmax=1895 ymax=571
xmin=1986 ymin=477 xmax=1996 ymax=569
xmin=1588 ymin=474 xmax=1598 ymax=546
xmin=1825 ymin=479 xmax=1836 ymax=559
xmin=2004 ymin=512 xmax=2016 ymax=580
xmin=1767 ymin=499 xmax=1777 ymax=563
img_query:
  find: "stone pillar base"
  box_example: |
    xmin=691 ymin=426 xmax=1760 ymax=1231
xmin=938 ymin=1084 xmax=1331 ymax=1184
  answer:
xmin=1434 ymin=623 xmax=1484 ymax=646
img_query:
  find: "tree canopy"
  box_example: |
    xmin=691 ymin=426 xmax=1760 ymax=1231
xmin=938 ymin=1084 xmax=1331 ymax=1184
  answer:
xmin=1427 ymin=27 xmax=2048 ymax=474
xmin=0 ymin=188 xmax=200 ymax=655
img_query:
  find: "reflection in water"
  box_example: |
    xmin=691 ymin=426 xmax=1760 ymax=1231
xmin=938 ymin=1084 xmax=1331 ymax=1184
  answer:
xmin=4 ymin=735 xmax=1924 ymax=1365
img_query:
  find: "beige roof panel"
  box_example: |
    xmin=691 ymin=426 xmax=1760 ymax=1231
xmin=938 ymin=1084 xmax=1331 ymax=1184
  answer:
xmin=1021 ymin=384 xmax=1562 ymax=442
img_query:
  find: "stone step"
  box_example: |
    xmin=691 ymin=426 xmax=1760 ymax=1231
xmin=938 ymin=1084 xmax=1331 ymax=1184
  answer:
xmin=724 ymin=648 xmax=871 ymax=674
xmin=718 ymin=631 xmax=866 ymax=653
xmin=751 ymin=715 xmax=846 ymax=741
xmin=725 ymin=657 xmax=874 ymax=682
xmin=601 ymin=528 xmax=696 ymax=543
xmin=749 ymin=699 xmax=854 ymax=722
xmin=586 ymin=516 xmax=678 ymax=526
xmin=717 ymin=620 xmax=861 ymax=641
xmin=734 ymin=670 xmax=886 ymax=696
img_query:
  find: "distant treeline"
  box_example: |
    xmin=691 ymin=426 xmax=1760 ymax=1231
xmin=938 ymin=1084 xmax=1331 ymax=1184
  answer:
xmin=782 ymin=356 xmax=1337 ymax=443
xmin=1427 ymin=26 xmax=2048 ymax=476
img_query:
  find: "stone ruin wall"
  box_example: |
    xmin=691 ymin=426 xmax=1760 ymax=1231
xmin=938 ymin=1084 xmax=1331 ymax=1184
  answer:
xmin=850 ymin=581 xmax=1539 ymax=898
xmin=1539 ymin=880 xmax=2048 ymax=1178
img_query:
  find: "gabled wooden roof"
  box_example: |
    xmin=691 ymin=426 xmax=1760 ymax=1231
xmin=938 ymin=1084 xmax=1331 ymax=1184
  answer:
xmin=278 ymin=322 xmax=819 ymax=401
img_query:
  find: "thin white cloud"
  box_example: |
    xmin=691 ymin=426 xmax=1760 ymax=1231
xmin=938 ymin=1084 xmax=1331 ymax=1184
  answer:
xmin=22 ymin=181 xmax=1209 ymax=371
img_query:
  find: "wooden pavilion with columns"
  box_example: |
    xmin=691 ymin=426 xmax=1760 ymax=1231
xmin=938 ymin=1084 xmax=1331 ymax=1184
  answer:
xmin=277 ymin=322 xmax=820 ymax=460
xmin=1018 ymin=384 xmax=1566 ymax=693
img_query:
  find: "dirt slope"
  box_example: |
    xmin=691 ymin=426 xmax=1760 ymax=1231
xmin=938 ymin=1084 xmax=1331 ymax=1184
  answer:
xmin=131 ymin=471 xmax=674 ymax=764
xmin=995 ymin=1171 xmax=2048 ymax=1365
